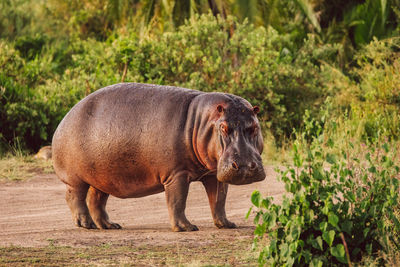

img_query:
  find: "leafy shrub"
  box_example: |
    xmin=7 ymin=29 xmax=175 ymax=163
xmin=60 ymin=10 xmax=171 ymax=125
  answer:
xmin=4 ymin=13 xmax=399 ymax=155
xmin=249 ymin=127 xmax=400 ymax=265
xmin=0 ymin=75 xmax=50 ymax=153
xmin=14 ymin=35 xmax=46 ymax=60
xmin=0 ymin=0 xmax=36 ymax=39
xmin=0 ymin=39 xmax=79 ymax=153
xmin=322 ymin=37 xmax=400 ymax=143
xmin=118 ymin=14 xmax=339 ymax=141
xmin=1 ymin=13 xmax=340 ymax=153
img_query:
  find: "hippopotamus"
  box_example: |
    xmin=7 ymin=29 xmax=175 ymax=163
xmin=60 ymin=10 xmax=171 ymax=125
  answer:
xmin=52 ymin=83 xmax=265 ymax=232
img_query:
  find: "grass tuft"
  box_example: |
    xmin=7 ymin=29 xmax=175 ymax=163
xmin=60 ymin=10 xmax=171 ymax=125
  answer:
xmin=0 ymin=153 xmax=54 ymax=182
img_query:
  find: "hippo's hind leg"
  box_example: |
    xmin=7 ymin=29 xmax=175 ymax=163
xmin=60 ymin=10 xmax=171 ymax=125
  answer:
xmin=65 ymin=182 xmax=97 ymax=229
xmin=201 ymin=176 xmax=237 ymax=229
xmin=164 ymin=172 xmax=198 ymax=232
xmin=86 ymin=186 xmax=121 ymax=229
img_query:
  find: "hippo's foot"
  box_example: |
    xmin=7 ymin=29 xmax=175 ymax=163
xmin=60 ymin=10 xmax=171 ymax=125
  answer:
xmin=171 ymin=222 xmax=199 ymax=232
xmin=73 ymin=213 xmax=97 ymax=229
xmin=66 ymin=184 xmax=97 ymax=229
xmin=214 ymin=218 xmax=237 ymax=229
xmin=86 ymin=186 xmax=121 ymax=229
xmin=93 ymin=218 xmax=122 ymax=229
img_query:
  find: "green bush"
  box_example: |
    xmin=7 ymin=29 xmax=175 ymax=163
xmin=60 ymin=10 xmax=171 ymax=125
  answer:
xmin=322 ymin=37 xmax=400 ymax=143
xmin=14 ymin=35 xmax=46 ymax=60
xmin=1 ymin=12 xmax=398 ymax=154
xmin=0 ymin=75 xmax=50 ymax=154
xmin=249 ymin=127 xmax=400 ymax=265
xmin=118 ymin=14 xmax=339 ymax=141
xmin=0 ymin=39 xmax=81 ymax=153
xmin=1 ymin=14 xmax=339 ymax=153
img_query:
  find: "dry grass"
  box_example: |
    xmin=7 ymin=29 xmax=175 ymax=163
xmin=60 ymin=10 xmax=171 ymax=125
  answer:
xmin=0 ymin=154 xmax=54 ymax=182
xmin=261 ymin=133 xmax=292 ymax=166
xmin=0 ymin=239 xmax=258 ymax=266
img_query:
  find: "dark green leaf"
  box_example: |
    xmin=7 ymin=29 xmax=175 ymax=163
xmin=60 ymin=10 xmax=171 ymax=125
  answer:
xmin=280 ymin=243 xmax=289 ymax=258
xmin=328 ymin=212 xmax=339 ymax=228
xmin=326 ymin=153 xmax=336 ymax=164
xmin=260 ymin=198 xmax=270 ymax=209
xmin=245 ymin=207 xmax=252 ymax=219
xmin=341 ymin=221 xmax=353 ymax=235
xmin=310 ymin=258 xmax=323 ymax=267
xmin=330 ymin=244 xmax=346 ymax=263
xmin=311 ymin=236 xmax=323 ymax=251
xmin=363 ymin=227 xmax=370 ymax=238
xmin=382 ymin=143 xmax=389 ymax=153
xmin=251 ymin=191 xmax=261 ymax=207
xmin=302 ymin=250 xmax=312 ymax=262
xmin=368 ymin=166 xmax=376 ymax=173
xmin=322 ymin=230 xmax=335 ymax=247
xmin=319 ymin=222 xmax=328 ymax=232
xmin=267 ymin=212 xmax=277 ymax=229
xmin=327 ymin=138 xmax=334 ymax=148
xmin=366 ymin=243 xmax=372 ymax=255
xmin=254 ymin=223 xmax=266 ymax=235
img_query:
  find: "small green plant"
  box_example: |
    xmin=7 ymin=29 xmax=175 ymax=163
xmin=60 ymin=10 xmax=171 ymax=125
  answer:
xmin=249 ymin=134 xmax=400 ymax=266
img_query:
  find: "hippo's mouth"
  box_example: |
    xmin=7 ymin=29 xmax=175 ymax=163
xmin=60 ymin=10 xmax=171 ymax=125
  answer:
xmin=216 ymin=163 xmax=266 ymax=185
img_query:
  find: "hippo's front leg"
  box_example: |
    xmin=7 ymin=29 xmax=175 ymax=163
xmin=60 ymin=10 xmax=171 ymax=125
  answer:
xmin=202 ymin=176 xmax=237 ymax=229
xmin=164 ymin=173 xmax=199 ymax=232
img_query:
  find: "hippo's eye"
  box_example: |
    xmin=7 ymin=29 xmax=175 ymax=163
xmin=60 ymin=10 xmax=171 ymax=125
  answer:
xmin=220 ymin=122 xmax=229 ymax=136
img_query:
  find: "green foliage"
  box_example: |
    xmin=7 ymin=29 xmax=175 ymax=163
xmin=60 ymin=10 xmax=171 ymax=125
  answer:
xmin=1 ymin=14 xmax=340 ymax=152
xmin=0 ymin=0 xmax=39 ymax=39
xmin=0 ymin=1 xmax=399 ymax=154
xmin=287 ymin=0 xmax=400 ymax=66
xmin=344 ymin=0 xmax=395 ymax=46
xmin=14 ymin=35 xmax=46 ymax=60
xmin=322 ymin=37 xmax=400 ymax=143
xmin=249 ymin=122 xmax=400 ymax=265
xmin=0 ymin=39 xmax=85 ymax=153
xmin=116 ymin=14 xmax=339 ymax=140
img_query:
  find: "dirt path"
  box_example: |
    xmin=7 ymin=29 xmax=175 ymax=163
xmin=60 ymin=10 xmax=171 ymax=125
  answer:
xmin=0 ymin=166 xmax=284 ymax=248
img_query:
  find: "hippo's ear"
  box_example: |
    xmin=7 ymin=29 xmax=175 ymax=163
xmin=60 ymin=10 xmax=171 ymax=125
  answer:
xmin=217 ymin=104 xmax=224 ymax=113
xmin=253 ymin=106 xmax=260 ymax=115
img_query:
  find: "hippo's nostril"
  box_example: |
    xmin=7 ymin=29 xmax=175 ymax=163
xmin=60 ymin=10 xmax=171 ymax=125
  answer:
xmin=249 ymin=162 xmax=256 ymax=170
xmin=231 ymin=161 xmax=239 ymax=170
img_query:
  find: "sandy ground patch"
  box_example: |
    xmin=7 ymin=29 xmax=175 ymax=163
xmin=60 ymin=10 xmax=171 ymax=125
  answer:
xmin=0 ymin=166 xmax=284 ymax=248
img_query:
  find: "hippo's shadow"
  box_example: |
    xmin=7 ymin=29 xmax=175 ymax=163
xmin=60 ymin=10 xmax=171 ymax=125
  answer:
xmin=119 ymin=224 xmax=254 ymax=232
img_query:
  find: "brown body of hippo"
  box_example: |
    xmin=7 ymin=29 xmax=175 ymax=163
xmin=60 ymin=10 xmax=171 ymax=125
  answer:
xmin=52 ymin=83 xmax=265 ymax=231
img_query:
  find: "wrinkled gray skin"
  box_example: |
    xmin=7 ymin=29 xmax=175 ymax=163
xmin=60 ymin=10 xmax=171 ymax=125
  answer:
xmin=52 ymin=83 xmax=265 ymax=232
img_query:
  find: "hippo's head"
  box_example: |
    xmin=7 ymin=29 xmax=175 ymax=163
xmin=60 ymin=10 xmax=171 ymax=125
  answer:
xmin=193 ymin=94 xmax=266 ymax=185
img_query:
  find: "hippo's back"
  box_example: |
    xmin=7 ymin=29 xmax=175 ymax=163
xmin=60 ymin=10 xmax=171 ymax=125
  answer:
xmin=52 ymin=83 xmax=201 ymax=197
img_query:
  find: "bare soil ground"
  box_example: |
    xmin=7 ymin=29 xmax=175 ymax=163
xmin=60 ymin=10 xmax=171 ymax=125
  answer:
xmin=0 ymin=166 xmax=284 ymax=265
